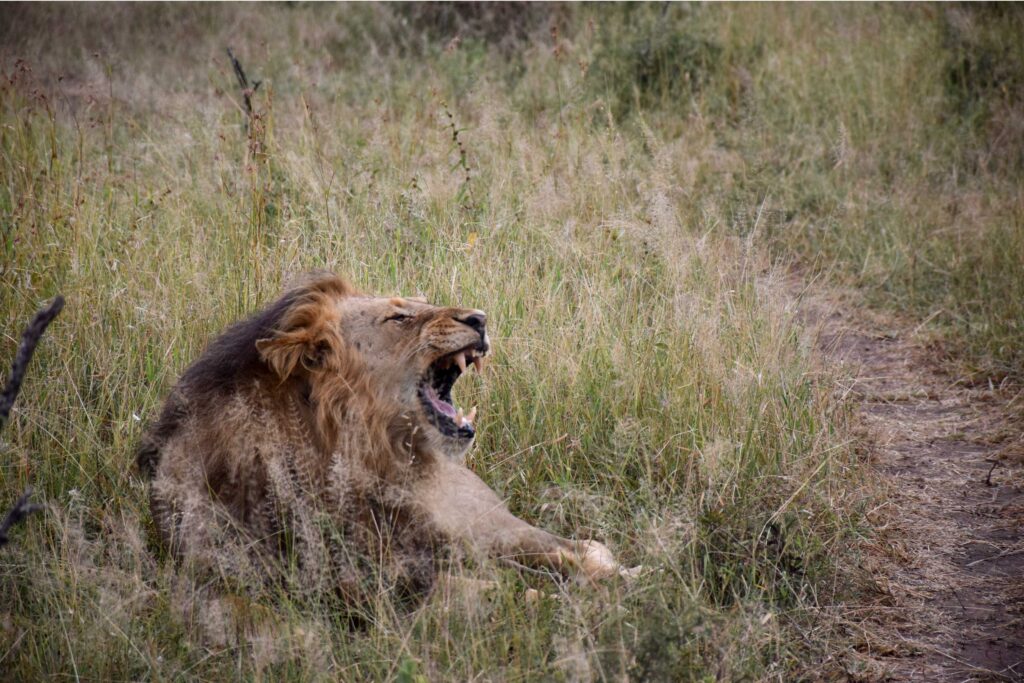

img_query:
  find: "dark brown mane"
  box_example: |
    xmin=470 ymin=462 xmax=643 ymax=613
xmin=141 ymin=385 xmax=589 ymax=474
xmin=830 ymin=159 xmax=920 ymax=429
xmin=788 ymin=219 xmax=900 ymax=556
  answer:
xmin=184 ymin=291 xmax=300 ymax=397
xmin=135 ymin=273 xmax=356 ymax=477
xmin=187 ymin=272 xmax=356 ymax=398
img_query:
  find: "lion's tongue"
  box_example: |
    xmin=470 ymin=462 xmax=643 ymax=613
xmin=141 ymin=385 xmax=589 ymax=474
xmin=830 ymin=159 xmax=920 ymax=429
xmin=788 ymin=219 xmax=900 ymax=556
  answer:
xmin=425 ymin=385 xmax=457 ymax=419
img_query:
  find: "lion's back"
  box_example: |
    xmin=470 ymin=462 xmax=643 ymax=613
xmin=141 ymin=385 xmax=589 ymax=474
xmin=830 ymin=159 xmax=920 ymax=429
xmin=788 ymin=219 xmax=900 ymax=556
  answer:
xmin=137 ymin=342 xmax=324 ymax=560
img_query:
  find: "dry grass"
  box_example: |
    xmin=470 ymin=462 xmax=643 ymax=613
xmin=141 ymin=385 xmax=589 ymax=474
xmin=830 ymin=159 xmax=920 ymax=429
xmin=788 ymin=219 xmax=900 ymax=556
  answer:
xmin=0 ymin=4 xmax=1019 ymax=680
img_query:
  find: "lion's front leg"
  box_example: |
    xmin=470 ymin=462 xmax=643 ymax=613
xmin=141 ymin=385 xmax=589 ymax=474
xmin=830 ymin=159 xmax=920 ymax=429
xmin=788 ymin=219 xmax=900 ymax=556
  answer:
xmin=415 ymin=458 xmax=621 ymax=582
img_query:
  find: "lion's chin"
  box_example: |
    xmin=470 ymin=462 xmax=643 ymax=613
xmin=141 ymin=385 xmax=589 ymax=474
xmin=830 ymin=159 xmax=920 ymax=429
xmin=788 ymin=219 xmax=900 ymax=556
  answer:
xmin=433 ymin=428 xmax=475 ymax=460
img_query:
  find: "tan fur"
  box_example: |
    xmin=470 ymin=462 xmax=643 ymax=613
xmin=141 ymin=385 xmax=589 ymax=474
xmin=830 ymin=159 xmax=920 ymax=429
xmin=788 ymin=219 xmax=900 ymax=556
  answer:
xmin=138 ymin=272 xmax=622 ymax=603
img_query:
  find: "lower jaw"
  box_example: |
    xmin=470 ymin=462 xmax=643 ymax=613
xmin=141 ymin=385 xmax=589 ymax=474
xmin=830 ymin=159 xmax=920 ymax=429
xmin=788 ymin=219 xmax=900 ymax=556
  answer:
xmin=418 ymin=388 xmax=474 ymax=439
xmin=433 ymin=419 xmax=474 ymax=440
xmin=420 ymin=407 xmax=474 ymax=440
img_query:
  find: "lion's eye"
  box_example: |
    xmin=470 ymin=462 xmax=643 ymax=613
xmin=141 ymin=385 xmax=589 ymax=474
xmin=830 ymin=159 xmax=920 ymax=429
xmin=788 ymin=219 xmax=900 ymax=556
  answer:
xmin=384 ymin=313 xmax=411 ymax=323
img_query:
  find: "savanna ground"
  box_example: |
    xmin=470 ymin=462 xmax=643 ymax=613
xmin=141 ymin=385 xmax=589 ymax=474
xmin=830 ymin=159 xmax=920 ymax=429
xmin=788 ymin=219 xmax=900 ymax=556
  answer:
xmin=1 ymin=4 xmax=1022 ymax=680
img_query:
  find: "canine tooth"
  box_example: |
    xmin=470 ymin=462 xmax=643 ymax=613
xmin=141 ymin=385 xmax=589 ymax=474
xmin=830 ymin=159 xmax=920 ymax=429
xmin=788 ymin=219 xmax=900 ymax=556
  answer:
xmin=454 ymin=351 xmax=467 ymax=372
xmin=456 ymin=407 xmax=465 ymax=426
xmin=472 ymin=356 xmax=483 ymax=372
xmin=467 ymin=406 xmax=477 ymax=424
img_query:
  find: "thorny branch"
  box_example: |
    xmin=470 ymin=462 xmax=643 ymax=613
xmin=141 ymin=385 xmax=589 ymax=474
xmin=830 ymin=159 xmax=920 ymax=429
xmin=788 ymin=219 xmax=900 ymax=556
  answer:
xmin=440 ymin=100 xmax=472 ymax=201
xmin=0 ymin=295 xmax=64 ymax=547
xmin=226 ymin=47 xmax=262 ymax=128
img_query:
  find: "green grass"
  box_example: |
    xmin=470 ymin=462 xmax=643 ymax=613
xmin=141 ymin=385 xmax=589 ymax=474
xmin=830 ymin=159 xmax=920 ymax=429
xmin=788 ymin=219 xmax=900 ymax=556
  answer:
xmin=0 ymin=4 xmax=1019 ymax=680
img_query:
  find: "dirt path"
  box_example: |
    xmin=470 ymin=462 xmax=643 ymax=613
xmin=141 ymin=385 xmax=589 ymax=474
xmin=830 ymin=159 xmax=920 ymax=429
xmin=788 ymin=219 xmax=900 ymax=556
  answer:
xmin=795 ymin=284 xmax=1024 ymax=681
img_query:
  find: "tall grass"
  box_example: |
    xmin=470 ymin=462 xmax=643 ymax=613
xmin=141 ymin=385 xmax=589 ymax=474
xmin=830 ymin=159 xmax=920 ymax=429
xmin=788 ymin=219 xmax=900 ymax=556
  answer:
xmin=1 ymin=3 xmax=1017 ymax=679
xmin=694 ymin=4 xmax=1023 ymax=379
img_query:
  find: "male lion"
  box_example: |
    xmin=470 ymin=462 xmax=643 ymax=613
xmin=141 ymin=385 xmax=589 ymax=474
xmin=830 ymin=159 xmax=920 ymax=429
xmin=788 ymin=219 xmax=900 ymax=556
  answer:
xmin=137 ymin=272 xmax=622 ymax=602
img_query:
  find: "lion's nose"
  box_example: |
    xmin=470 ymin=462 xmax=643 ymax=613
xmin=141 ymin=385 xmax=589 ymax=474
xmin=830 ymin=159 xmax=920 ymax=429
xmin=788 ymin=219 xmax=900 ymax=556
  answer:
xmin=458 ymin=311 xmax=487 ymax=340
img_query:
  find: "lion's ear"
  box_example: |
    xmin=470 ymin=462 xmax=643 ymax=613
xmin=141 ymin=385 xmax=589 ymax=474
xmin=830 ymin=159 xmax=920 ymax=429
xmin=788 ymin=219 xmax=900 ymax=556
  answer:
xmin=257 ymin=277 xmax=347 ymax=381
xmin=256 ymin=331 xmax=319 ymax=381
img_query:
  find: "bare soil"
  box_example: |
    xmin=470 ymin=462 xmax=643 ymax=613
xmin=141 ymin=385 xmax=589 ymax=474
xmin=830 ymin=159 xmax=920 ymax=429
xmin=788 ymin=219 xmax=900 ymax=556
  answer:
xmin=796 ymin=284 xmax=1024 ymax=682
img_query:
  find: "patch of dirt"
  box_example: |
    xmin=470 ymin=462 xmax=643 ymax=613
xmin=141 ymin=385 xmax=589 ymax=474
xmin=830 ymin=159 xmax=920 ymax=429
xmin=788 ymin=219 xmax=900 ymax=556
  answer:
xmin=795 ymin=283 xmax=1024 ymax=681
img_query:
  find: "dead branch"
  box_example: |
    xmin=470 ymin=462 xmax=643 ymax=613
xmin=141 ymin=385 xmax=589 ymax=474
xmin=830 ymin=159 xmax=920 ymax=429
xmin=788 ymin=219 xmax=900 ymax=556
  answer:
xmin=0 ymin=294 xmax=64 ymax=428
xmin=0 ymin=488 xmax=44 ymax=548
xmin=0 ymin=294 xmax=64 ymax=548
xmin=226 ymin=47 xmax=262 ymax=127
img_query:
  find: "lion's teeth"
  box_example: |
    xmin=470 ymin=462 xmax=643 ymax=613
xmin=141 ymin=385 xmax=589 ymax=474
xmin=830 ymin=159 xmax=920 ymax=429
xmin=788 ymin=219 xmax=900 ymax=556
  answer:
xmin=466 ymin=406 xmax=477 ymax=424
xmin=455 ymin=407 xmax=465 ymax=426
xmin=454 ymin=351 xmax=467 ymax=372
xmin=472 ymin=356 xmax=483 ymax=372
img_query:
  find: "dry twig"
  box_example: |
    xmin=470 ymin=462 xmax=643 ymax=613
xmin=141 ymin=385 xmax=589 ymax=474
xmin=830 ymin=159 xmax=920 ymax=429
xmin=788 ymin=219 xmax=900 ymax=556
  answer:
xmin=984 ymin=458 xmax=1000 ymax=487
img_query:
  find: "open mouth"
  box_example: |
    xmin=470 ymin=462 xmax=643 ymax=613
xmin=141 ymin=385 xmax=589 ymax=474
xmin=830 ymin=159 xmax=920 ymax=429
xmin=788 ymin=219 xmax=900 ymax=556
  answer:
xmin=418 ymin=343 xmax=487 ymax=439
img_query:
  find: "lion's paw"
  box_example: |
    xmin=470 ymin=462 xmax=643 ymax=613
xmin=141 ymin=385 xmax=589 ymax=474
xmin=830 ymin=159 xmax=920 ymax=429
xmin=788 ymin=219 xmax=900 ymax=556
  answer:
xmin=575 ymin=540 xmax=644 ymax=584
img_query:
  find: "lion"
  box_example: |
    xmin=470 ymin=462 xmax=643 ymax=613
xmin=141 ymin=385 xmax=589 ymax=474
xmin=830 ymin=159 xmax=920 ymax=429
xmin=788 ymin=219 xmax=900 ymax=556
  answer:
xmin=136 ymin=272 xmax=623 ymax=603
